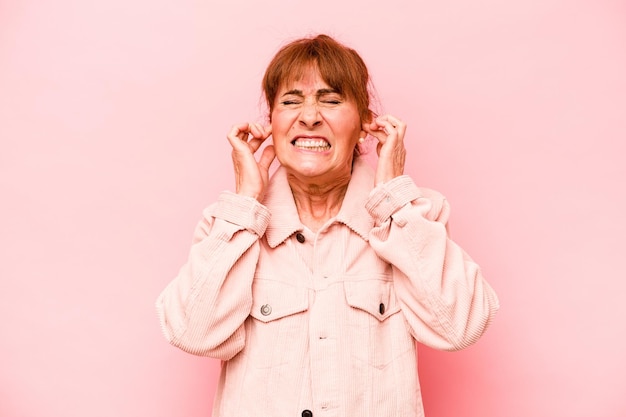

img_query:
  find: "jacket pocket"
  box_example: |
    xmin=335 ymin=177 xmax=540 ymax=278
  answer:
xmin=244 ymin=278 xmax=310 ymax=368
xmin=344 ymin=278 xmax=401 ymax=321
xmin=344 ymin=278 xmax=413 ymax=369
xmin=250 ymin=279 xmax=309 ymax=322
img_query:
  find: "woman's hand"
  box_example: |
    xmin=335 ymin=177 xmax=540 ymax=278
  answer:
xmin=226 ymin=122 xmax=276 ymax=201
xmin=363 ymin=114 xmax=407 ymax=186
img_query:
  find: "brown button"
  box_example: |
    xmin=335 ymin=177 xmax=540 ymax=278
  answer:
xmin=296 ymin=233 xmax=305 ymax=243
xmin=302 ymin=410 xmax=313 ymax=417
xmin=260 ymin=304 xmax=272 ymax=316
xmin=379 ymin=303 xmax=385 ymax=314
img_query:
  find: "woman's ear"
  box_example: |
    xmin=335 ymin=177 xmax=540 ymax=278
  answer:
xmin=361 ymin=109 xmax=375 ymax=132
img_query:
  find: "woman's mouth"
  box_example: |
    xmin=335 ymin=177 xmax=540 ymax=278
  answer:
xmin=291 ymin=137 xmax=331 ymax=152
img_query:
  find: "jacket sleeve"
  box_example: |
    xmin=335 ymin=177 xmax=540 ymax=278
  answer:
xmin=156 ymin=191 xmax=270 ymax=359
xmin=365 ymin=175 xmax=499 ymax=351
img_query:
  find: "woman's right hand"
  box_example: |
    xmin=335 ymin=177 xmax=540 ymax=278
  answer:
xmin=226 ymin=122 xmax=276 ymax=201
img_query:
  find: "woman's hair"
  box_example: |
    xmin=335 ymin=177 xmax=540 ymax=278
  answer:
xmin=262 ymin=34 xmax=373 ymax=124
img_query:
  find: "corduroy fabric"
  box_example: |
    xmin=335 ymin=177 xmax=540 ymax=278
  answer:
xmin=157 ymin=158 xmax=499 ymax=417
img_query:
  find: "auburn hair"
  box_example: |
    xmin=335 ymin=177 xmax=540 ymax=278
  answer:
xmin=262 ymin=34 xmax=373 ymax=123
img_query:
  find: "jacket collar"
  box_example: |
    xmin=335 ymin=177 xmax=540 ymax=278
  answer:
xmin=263 ymin=158 xmax=375 ymax=248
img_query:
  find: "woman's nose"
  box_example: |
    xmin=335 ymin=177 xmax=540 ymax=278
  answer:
xmin=298 ymin=102 xmax=322 ymax=128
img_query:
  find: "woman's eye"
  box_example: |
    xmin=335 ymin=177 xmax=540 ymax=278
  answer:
xmin=320 ymin=95 xmax=343 ymax=105
xmin=281 ymin=100 xmax=300 ymax=105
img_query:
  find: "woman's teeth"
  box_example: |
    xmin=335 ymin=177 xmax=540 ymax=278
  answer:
xmin=293 ymin=139 xmax=331 ymax=151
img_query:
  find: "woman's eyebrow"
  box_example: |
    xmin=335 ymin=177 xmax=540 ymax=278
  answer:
xmin=281 ymin=89 xmax=304 ymax=97
xmin=316 ymin=88 xmax=338 ymax=96
xmin=281 ymin=88 xmax=339 ymax=97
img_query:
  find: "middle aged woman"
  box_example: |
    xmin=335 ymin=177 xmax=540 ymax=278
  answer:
xmin=157 ymin=34 xmax=499 ymax=417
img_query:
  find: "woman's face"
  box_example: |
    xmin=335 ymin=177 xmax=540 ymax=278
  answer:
xmin=271 ymin=68 xmax=364 ymax=184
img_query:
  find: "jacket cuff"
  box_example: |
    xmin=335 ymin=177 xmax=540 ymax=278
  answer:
xmin=211 ymin=191 xmax=271 ymax=236
xmin=365 ymin=175 xmax=422 ymax=221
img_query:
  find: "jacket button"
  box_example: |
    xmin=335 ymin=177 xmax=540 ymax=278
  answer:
xmin=301 ymin=410 xmax=313 ymax=417
xmin=260 ymin=304 xmax=272 ymax=316
xmin=296 ymin=233 xmax=305 ymax=243
xmin=379 ymin=303 xmax=385 ymax=314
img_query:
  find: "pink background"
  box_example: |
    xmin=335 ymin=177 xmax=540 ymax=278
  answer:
xmin=2 ymin=0 xmax=625 ymax=416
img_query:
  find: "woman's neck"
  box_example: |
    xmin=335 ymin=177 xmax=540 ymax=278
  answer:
xmin=288 ymin=173 xmax=351 ymax=232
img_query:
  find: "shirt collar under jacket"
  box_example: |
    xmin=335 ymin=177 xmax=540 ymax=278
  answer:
xmin=262 ymin=157 xmax=375 ymax=248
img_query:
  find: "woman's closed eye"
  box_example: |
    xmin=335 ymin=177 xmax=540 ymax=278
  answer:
xmin=281 ymin=99 xmax=301 ymax=106
xmin=318 ymin=93 xmax=344 ymax=106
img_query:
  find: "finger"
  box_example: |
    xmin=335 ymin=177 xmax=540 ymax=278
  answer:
xmin=258 ymin=145 xmax=276 ymax=171
xmin=365 ymin=119 xmax=384 ymax=132
xmin=230 ymin=122 xmax=251 ymax=137
xmin=378 ymin=118 xmax=407 ymax=142
xmin=248 ymin=137 xmax=266 ymax=153
xmin=378 ymin=115 xmax=406 ymax=138
xmin=362 ymin=122 xmax=387 ymax=143
xmin=253 ymin=123 xmax=272 ymax=140
xmin=375 ymin=118 xmax=398 ymax=137
xmin=249 ymin=123 xmax=273 ymax=152
xmin=227 ymin=122 xmax=250 ymax=145
xmin=250 ymin=123 xmax=273 ymax=144
xmin=377 ymin=114 xmax=402 ymax=125
xmin=249 ymin=123 xmax=264 ymax=139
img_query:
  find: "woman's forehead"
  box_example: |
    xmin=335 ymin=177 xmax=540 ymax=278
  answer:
xmin=279 ymin=83 xmax=333 ymax=96
xmin=281 ymin=66 xmax=322 ymax=85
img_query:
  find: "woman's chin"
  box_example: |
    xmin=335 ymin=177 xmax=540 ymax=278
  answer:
xmin=282 ymin=154 xmax=328 ymax=176
xmin=287 ymin=164 xmax=326 ymax=179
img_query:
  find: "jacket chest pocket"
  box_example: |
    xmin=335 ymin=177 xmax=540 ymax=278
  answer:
xmin=244 ymin=279 xmax=310 ymax=369
xmin=344 ymin=278 xmax=414 ymax=369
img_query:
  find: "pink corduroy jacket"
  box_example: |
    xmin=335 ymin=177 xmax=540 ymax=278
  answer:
xmin=157 ymin=158 xmax=499 ymax=417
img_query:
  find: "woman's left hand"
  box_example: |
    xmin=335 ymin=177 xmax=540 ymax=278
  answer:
xmin=363 ymin=114 xmax=407 ymax=186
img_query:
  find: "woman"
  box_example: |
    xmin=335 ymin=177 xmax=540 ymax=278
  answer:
xmin=157 ymin=34 xmax=499 ymax=417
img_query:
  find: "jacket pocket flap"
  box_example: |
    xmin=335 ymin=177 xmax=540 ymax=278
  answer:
xmin=250 ymin=279 xmax=309 ymax=323
xmin=344 ymin=279 xmax=401 ymax=322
